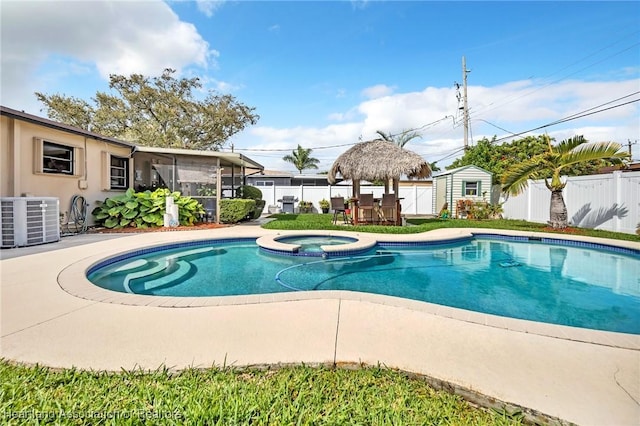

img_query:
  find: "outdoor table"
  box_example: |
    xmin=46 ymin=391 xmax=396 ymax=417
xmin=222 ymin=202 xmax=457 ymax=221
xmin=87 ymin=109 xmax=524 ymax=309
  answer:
xmin=349 ymin=197 xmax=403 ymax=226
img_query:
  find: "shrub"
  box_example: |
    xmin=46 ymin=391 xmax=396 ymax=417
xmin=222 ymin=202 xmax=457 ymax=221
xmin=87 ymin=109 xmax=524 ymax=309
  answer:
xmin=237 ymin=185 xmax=265 ymax=219
xmin=219 ymin=199 xmax=256 ymax=224
xmin=92 ymin=188 xmax=204 ymax=229
xmin=467 ymin=201 xmax=503 ymax=220
xmin=237 ymin=185 xmax=262 ymax=200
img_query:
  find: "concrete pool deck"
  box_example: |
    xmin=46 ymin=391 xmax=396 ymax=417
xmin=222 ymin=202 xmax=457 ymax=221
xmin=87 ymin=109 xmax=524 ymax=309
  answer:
xmin=1 ymin=225 xmax=639 ymax=425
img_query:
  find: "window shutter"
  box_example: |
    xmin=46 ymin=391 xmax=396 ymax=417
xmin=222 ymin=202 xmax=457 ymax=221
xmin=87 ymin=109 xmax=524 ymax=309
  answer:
xmin=33 ymin=138 xmax=43 ymax=174
xmin=101 ymin=151 xmax=111 ymax=190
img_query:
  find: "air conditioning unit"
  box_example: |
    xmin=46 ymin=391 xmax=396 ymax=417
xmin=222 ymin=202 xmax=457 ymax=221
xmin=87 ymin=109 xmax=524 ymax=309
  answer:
xmin=1 ymin=197 xmax=60 ymax=248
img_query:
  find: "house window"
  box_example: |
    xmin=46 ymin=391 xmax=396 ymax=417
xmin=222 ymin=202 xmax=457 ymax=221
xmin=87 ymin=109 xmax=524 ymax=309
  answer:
xmin=110 ymin=156 xmax=129 ymax=189
xmin=463 ymin=181 xmax=480 ymax=196
xmin=255 ymin=180 xmax=274 ymax=186
xmin=43 ymin=142 xmax=74 ymax=175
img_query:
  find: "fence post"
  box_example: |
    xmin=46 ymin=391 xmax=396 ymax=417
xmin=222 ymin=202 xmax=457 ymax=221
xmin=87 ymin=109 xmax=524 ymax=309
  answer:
xmin=614 ymin=171 xmax=622 ymax=232
xmin=526 ymin=179 xmax=532 ymax=222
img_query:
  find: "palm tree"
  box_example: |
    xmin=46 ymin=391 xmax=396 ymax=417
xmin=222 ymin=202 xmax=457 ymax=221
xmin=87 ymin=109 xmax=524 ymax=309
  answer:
xmin=375 ymin=129 xmax=422 ymax=147
xmin=282 ymin=144 xmax=320 ymax=174
xmin=502 ymin=135 xmax=628 ymax=229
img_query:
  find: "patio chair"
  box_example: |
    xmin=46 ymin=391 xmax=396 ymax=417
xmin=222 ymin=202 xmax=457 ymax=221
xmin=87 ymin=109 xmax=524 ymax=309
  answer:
xmin=331 ymin=197 xmax=348 ymax=225
xmin=379 ymin=193 xmax=398 ymax=225
xmin=358 ymin=193 xmax=376 ymax=224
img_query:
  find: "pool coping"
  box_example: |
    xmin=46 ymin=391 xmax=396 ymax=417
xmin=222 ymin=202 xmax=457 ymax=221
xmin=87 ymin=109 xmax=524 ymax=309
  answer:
xmin=58 ymin=227 xmax=640 ymax=350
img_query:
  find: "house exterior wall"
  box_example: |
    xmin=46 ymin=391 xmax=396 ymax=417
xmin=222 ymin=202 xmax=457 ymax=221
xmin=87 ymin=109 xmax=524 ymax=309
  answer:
xmin=1 ymin=115 xmax=133 ymax=225
xmin=246 ymin=176 xmax=291 ymax=186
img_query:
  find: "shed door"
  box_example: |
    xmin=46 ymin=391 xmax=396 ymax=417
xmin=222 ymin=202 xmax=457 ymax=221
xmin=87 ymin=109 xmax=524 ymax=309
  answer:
xmin=435 ymin=177 xmax=447 ymax=214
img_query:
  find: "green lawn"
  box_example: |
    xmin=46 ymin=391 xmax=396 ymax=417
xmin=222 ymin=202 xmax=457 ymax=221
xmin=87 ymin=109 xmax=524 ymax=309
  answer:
xmin=262 ymin=213 xmax=640 ymax=242
xmin=0 ymin=362 xmax=526 ymax=425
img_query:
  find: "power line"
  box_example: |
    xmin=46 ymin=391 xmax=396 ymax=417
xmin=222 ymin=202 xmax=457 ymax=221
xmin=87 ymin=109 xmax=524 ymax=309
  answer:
xmin=467 ymin=38 xmax=640 ymax=121
xmin=492 ymin=97 xmax=639 ymax=144
xmin=224 ymin=141 xmax=358 ymax=153
xmin=473 ymin=119 xmax=517 ymax=136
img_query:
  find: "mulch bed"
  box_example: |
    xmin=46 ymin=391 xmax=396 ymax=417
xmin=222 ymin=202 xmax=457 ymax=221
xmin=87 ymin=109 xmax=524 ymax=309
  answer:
xmin=87 ymin=223 xmax=229 ymax=234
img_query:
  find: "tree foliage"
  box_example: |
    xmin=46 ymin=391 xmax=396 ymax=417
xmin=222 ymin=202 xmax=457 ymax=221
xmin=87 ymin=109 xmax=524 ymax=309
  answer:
xmin=282 ymin=144 xmax=320 ymax=173
xmin=449 ymin=135 xmax=622 ymax=183
xmin=501 ymin=135 xmax=628 ymax=228
xmin=36 ymin=68 xmax=259 ymax=150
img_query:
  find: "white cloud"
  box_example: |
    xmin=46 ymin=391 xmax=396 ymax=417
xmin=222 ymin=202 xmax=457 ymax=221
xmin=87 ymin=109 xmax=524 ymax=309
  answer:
xmin=268 ymin=24 xmax=281 ymax=32
xmin=1 ymin=0 xmax=215 ymax=112
xmin=350 ymin=0 xmax=369 ymax=10
xmin=196 ymin=0 xmax=226 ymax=17
xmin=361 ymin=84 xmax=395 ymax=99
xmin=233 ymin=77 xmax=639 ymax=171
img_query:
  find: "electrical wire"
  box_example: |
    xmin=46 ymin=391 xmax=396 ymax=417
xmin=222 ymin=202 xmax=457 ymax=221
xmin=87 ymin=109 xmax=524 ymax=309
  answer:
xmin=492 ymin=97 xmax=639 ymax=144
xmin=467 ymin=39 xmax=640 ymax=121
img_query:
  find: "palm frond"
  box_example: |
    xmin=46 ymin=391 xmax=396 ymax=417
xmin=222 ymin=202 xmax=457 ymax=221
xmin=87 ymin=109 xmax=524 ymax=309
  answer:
xmin=561 ymin=141 xmax=628 ymax=168
xmin=375 ymin=130 xmax=393 ymax=142
xmin=502 ymin=159 xmax=545 ymax=195
xmin=554 ymin=135 xmax=587 ymax=154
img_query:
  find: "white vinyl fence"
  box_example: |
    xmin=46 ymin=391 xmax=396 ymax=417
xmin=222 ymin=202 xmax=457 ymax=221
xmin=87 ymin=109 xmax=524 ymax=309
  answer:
xmin=259 ymin=185 xmax=433 ymax=216
xmin=502 ymin=171 xmax=640 ymax=234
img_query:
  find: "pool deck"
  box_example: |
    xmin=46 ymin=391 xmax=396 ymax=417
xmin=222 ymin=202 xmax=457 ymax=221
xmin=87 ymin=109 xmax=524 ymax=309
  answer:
xmin=1 ymin=225 xmax=639 ymax=425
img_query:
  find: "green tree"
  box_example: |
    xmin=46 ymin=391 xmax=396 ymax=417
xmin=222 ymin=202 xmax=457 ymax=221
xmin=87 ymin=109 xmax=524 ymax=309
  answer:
xmin=449 ymin=135 xmax=618 ymax=183
xmin=282 ymin=145 xmax=320 ymax=174
xmin=429 ymin=162 xmax=441 ymax=172
xmin=502 ymin=135 xmax=628 ymax=229
xmin=375 ymin=129 xmax=422 ymax=147
xmin=35 ymin=68 xmax=259 ymax=150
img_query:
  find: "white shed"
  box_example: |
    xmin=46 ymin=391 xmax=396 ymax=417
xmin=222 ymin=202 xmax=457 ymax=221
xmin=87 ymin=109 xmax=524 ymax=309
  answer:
xmin=432 ymin=165 xmax=493 ymax=217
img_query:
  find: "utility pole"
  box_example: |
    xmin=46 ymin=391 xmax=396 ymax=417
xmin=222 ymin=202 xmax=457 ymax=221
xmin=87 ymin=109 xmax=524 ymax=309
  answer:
xmin=627 ymin=139 xmax=637 ymax=160
xmin=462 ymin=56 xmax=470 ymax=150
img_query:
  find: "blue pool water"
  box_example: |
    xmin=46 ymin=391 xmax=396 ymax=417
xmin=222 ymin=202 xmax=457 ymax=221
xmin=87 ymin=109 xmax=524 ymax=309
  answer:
xmin=87 ymin=236 xmax=640 ymax=334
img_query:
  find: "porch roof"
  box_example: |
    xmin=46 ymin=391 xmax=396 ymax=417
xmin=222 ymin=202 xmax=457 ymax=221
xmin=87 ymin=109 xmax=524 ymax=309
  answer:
xmin=133 ymin=146 xmax=264 ymax=171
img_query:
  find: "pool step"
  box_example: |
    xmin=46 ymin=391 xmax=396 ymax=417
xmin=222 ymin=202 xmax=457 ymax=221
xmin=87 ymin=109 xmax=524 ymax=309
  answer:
xmin=132 ymin=260 xmax=193 ymax=293
xmin=123 ymin=247 xmax=215 ymax=293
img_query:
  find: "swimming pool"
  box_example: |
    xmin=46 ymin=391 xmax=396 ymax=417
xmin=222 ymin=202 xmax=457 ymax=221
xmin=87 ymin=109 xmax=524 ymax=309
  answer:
xmin=87 ymin=235 xmax=640 ymax=334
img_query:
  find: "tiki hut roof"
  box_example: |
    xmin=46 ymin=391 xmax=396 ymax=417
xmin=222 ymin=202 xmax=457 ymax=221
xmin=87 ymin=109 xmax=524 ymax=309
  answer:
xmin=328 ymin=139 xmax=431 ymax=184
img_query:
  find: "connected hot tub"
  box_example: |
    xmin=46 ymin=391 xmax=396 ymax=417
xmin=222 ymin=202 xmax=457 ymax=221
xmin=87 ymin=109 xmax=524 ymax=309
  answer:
xmin=256 ymin=233 xmax=376 ymax=257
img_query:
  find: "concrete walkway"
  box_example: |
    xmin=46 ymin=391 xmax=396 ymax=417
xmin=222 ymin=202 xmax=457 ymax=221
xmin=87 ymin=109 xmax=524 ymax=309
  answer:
xmin=1 ymin=225 xmax=639 ymax=425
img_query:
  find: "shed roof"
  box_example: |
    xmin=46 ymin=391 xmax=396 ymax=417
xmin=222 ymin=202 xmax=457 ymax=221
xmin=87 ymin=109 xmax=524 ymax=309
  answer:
xmin=432 ymin=164 xmax=492 ymax=177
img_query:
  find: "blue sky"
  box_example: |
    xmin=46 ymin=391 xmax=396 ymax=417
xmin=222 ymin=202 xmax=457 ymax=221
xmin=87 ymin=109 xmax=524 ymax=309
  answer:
xmin=2 ymin=1 xmax=639 ymax=172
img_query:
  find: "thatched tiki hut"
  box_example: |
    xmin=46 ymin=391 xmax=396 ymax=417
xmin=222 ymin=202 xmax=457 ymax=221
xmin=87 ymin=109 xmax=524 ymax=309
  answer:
xmin=328 ymin=139 xmax=432 ymax=197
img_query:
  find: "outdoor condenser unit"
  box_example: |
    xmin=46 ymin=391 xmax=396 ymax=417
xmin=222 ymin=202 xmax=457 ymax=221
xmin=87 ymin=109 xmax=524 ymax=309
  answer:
xmin=0 ymin=197 xmax=60 ymax=248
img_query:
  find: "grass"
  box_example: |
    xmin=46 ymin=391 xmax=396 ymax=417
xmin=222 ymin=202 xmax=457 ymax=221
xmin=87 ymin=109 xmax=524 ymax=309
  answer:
xmin=263 ymin=213 xmax=640 ymax=242
xmin=0 ymin=361 xmax=526 ymax=425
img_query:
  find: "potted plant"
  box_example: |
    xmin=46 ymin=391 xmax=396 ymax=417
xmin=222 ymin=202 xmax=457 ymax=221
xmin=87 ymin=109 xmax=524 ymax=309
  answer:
xmin=319 ymin=199 xmax=330 ymax=214
xmin=298 ymin=201 xmax=312 ymax=213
